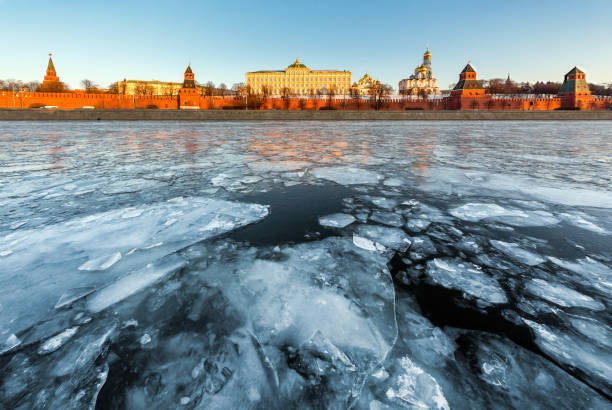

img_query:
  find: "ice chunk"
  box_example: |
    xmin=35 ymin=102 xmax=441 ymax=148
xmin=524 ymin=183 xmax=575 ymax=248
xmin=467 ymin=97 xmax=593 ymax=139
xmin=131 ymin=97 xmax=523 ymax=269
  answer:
xmin=1 ymin=333 xmax=21 ymax=354
xmin=405 ymin=218 xmax=431 ymax=233
xmin=248 ymin=160 xmax=309 ymax=173
xmin=312 ymin=166 xmax=381 ymax=185
xmin=425 ymin=258 xmax=508 ymax=306
xmin=353 ymin=235 xmax=383 ymax=252
xmin=548 ymin=256 xmax=612 ymax=293
xmin=524 ymin=319 xmax=612 ymax=396
xmin=450 ymin=203 xmax=528 ymax=222
xmin=490 ymin=240 xmax=545 ymax=266
xmin=78 ymin=252 xmax=122 ymax=271
xmin=319 ymin=213 xmax=356 ymax=228
xmin=87 ymin=255 xmax=186 ymax=313
xmin=355 ymin=225 xmax=411 ymax=252
xmin=38 ymin=326 xmax=79 ymax=355
xmin=363 ymin=196 xmax=398 ymax=210
xmin=525 ymin=278 xmax=605 ymax=310
xmin=383 ymin=357 xmax=449 ymax=410
xmin=0 ymin=197 xmax=269 ymax=336
xmin=370 ymin=211 xmax=404 ymax=227
xmin=567 ymin=315 xmax=612 ymax=348
xmin=559 ymin=212 xmax=610 ymax=235
xmin=101 ymin=178 xmax=159 ymax=194
xmin=383 ymin=177 xmax=405 ymax=187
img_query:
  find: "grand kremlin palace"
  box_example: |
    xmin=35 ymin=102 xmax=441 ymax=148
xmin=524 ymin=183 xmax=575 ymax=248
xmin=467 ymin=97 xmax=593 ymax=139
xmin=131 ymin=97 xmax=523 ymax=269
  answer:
xmin=246 ymin=60 xmax=351 ymax=95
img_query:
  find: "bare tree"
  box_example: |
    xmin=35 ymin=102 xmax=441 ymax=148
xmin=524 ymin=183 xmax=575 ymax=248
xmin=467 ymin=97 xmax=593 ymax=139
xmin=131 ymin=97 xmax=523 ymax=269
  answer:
xmin=487 ymin=99 xmax=495 ymax=110
xmin=350 ymin=87 xmax=361 ymax=111
xmin=369 ymin=83 xmax=392 ymax=110
xmin=81 ymin=79 xmax=98 ymax=93
xmin=327 ymin=85 xmax=337 ymax=108
xmin=205 ymin=81 xmax=215 ymax=97
xmin=107 ymin=82 xmax=119 ymax=94
xmin=25 ymin=81 xmax=40 ymax=92
xmin=280 ymin=87 xmax=292 ymax=110
xmin=261 ymin=85 xmax=271 ymax=103
xmin=471 ymin=100 xmax=479 ymax=110
xmin=218 ymin=83 xmax=227 ymax=97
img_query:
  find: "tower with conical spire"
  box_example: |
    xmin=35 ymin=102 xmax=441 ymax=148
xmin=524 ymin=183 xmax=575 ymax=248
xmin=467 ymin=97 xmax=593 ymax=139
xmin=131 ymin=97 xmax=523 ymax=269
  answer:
xmin=178 ymin=65 xmax=200 ymax=109
xmin=41 ymin=53 xmax=61 ymax=91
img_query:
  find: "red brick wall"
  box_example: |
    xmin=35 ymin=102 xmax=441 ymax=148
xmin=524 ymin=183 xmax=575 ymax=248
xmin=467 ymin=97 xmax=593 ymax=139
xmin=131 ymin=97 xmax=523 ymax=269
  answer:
xmin=1 ymin=91 xmax=610 ymax=111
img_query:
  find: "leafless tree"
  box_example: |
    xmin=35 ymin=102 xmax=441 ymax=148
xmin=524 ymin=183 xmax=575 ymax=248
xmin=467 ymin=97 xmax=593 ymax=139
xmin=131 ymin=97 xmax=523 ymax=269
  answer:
xmin=261 ymin=85 xmax=271 ymax=102
xmin=471 ymin=100 xmax=479 ymax=110
xmin=350 ymin=87 xmax=362 ymax=111
xmin=81 ymin=79 xmax=99 ymax=93
xmin=327 ymin=85 xmax=337 ymax=108
xmin=205 ymin=81 xmax=215 ymax=97
xmin=218 ymin=83 xmax=227 ymax=97
xmin=487 ymin=99 xmax=495 ymax=110
xmin=369 ymin=83 xmax=392 ymax=110
xmin=107 ymin=82 xmax=119 ymax=94
xmin=25 ymin=81 xmax=41 ymax=92
xmin=280 ymin=87 xmax=292 ymax=110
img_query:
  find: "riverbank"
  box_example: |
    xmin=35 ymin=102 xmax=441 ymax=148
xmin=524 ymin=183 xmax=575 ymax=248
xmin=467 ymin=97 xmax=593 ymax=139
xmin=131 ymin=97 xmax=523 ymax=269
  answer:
xmin=1 ymin=108 xmax=612 ymax=121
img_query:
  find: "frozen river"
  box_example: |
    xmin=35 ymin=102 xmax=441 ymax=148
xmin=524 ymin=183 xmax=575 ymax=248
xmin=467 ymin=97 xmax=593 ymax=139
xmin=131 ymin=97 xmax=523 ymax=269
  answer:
xmin=0 ymin=121 xmax=611 ymax=409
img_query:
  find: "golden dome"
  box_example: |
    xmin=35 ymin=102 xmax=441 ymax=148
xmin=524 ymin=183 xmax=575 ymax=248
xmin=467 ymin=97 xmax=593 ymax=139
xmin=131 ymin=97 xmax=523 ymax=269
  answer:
xmin=417 ymin=65 xmax=427 ymax=72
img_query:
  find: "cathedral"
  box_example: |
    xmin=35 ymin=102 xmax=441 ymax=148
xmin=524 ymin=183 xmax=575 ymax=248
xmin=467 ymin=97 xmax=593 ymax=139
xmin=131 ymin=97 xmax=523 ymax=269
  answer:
xmin=398 ymin=49 xmax=440 ymax=96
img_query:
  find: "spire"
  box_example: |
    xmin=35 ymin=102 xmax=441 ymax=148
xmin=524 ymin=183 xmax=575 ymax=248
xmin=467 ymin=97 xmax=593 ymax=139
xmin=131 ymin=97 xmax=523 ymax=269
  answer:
xmin=185 ymin=64 xmax=193 ymax=74
xmin=47 ymin=53 xmax=56 ymax=74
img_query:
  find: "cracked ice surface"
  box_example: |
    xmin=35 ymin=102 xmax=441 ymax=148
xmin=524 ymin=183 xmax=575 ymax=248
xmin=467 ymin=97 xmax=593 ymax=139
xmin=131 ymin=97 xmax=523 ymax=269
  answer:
xmin=0 ymin=197 xmax=269 ymax=336
xmin=1 ymin=121 xmax=611 ymax=409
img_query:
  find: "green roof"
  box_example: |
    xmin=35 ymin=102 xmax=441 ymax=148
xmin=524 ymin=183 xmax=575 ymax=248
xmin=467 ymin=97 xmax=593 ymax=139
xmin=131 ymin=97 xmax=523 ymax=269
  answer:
xmin=565 ymin=66 xmax=584 ymax=76
xmin=288 ymin=59 xmax=307 ymax=68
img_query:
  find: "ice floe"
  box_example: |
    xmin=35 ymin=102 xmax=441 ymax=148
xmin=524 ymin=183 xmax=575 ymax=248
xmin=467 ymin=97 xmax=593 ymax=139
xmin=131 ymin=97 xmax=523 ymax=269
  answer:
xmin=490 ymin=240 xmax=545 ymax=266
xmin=525 ymin=278 xmax=605 ymax=310
xmin=425 ymin=258 xmax=508 ymax=306
xmin=312 ymin=166 xmax=381 ymax=185
xmin=318 ymin=213 xmax=356 ymax=228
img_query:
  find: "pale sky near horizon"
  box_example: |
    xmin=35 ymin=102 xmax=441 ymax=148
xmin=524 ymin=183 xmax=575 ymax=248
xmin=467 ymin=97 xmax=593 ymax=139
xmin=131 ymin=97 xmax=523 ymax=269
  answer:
xmin=1 ymin=0 xmax=611 ymax=90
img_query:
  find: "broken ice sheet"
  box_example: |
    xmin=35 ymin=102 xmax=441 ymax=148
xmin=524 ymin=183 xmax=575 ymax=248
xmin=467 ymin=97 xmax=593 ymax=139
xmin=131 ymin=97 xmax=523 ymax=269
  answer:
xmin=523 ymin=319 xmax=612 ymax=396
xmin=312 ymin=166 xmax=381 ymax=185
xmin=95 ymin=237 xmax=397 ymax=408
xmin=0 ymin=197 xmax=269 ymax=336
xmin=318 ymin=213 xmax=356 ymax=228
xmin=424 ymin=258 xmax=508 ymax=306
xmin=355 ymin=224 xmax=411 ymax=252
xmin=489 ymin=240 xmax=545 ymax=266
xmin=524 ymin=278 xmax=605 ymax=311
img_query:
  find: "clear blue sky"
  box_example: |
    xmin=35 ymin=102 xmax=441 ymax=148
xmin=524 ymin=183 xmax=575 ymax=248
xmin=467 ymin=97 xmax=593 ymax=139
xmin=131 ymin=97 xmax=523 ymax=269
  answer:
xmin=1 ymin=0 xmax=611 ymax=90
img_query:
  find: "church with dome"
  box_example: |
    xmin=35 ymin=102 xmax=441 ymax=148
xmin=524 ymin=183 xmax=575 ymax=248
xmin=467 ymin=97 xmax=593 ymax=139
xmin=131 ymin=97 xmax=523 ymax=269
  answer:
xmin=398 ymin=49 xmax=440 ymax=96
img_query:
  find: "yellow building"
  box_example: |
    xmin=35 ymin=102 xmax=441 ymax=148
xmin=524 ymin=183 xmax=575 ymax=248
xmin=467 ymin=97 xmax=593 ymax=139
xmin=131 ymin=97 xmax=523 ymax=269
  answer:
xmin=117 ymin=79 xmax=205 ymax=96
xmin=246 ymin=59 xmax=351 ymax=95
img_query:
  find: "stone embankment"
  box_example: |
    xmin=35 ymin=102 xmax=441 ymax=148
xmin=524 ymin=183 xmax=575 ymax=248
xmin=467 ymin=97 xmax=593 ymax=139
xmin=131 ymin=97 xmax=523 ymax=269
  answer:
xmin=1 ymin=108 xmax=612 ymax=121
